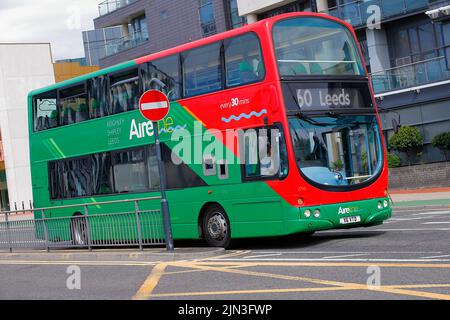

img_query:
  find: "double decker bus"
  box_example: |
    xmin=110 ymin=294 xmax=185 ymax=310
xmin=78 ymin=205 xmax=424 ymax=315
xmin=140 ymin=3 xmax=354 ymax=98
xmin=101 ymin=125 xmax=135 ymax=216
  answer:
xmin=29 ymin=12 xmax=391 ymax=248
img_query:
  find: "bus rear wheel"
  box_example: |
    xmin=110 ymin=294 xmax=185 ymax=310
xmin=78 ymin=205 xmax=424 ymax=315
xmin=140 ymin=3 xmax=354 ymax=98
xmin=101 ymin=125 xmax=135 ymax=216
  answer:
xmin=202 ymin=206 xmax=231 ymax=249
xmin=71 ymin=216 xmax=88 ymax=246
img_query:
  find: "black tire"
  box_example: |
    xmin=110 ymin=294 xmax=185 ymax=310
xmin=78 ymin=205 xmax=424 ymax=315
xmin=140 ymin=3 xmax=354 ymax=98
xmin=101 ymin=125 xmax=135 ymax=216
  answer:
xmin=202 ymin=205 xmax=232 ymax=249
xmin=71 ymin=216 xmax=88 ymax=246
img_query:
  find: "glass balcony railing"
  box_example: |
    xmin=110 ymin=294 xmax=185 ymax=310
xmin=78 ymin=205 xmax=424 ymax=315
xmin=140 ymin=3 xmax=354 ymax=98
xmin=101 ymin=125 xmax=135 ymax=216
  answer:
xmin=325 ymin=0 xmax=429 ymax=27
xmin=105 ymin=32 xmax=148 ymax=56
xmin=371 ymin=56 xmax=450 ymax=93
xmin=428 ymin=0 xmax=450 ymax=10
xmin=98 ymin=0 xmax=138 ymax=16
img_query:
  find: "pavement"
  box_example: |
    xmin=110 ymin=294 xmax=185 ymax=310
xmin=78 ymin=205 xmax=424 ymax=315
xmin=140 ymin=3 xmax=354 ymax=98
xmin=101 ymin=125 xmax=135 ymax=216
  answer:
xmin=1 ymin=202 xmax=450 ymax=300
xmin=390 ymin=187 xmax=450 ymax=208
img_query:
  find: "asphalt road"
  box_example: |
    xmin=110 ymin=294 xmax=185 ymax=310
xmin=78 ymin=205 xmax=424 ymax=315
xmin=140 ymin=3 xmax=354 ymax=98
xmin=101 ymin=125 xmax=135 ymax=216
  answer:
xmin=1 ymin=206 xmax=450 ymax=300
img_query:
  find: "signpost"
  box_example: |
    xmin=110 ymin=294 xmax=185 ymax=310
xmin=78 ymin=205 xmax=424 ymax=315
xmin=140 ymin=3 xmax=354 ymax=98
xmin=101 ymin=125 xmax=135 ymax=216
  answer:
xmin=139 ymin=90 xmax=174 ymax=251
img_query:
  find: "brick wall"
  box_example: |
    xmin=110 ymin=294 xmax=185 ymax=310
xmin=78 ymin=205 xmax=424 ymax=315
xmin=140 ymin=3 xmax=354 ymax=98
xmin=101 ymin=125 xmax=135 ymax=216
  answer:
xmin=389 ymin=162 xmax=450 ymax=190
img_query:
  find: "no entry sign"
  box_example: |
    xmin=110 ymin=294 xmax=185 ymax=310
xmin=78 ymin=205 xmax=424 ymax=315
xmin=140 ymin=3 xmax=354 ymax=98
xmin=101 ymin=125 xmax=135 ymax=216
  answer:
xmin=139 ymin=90 xmax=170 ymax=122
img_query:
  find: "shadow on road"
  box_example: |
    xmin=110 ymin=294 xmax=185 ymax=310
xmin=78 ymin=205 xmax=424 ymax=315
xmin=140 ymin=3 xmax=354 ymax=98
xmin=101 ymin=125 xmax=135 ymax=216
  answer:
xmin=174 ymin=230 xmax=386 ymax=250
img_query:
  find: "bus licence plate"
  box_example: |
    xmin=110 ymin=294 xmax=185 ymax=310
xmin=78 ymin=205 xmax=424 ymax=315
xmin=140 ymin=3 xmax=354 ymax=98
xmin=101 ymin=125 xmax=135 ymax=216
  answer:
xmin=340 ymin=216 xmax=361 ymax=225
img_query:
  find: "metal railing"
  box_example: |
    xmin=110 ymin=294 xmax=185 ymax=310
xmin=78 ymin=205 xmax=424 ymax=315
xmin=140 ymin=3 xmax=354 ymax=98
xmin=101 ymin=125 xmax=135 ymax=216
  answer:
xmin=105 ymin=31 xmax=149 ymax=57
xmin=371 ymin=56 xmax=450 ymax=93
xmin=0 ymin=197 xmax=165 ymax=252
xmin=325 ymin=0 xmax=429 ymax=27
xmin=98 ymin=0 xmax=138 ymax=16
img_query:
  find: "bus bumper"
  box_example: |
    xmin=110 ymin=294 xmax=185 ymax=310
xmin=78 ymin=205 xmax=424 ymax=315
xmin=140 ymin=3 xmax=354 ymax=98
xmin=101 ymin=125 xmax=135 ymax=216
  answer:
xmin=285 ymin=198 xmax=392 ymax=234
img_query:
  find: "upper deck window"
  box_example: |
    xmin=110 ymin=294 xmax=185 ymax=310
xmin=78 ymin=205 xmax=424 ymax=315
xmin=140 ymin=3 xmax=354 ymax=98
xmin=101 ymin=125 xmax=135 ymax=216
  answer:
xmin=34 ymin=90 xmax=58 ymax=131
xmin=182 ymin=42 xmax=223 ymax=97
xmin=142 ymin=55 xmax=181 ymax=101
xmin=225 ymin=33 xmax=265 ymax=87
xmin=109 ymin=69 xmax=140 ymax=114
xmin=89 ymin=76 xmax=109 ymax=119
xmin=273 ymin=17 xmax=365 ymax=77
xmin=59 ymin=84 xmax=88 ymax=126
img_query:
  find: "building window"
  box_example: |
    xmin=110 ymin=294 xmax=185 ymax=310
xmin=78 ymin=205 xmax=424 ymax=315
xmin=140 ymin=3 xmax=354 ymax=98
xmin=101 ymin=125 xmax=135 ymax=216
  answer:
xmin=83 ymin=27 xmax=123 ymax=66
xmin=199 ymin=0 xmax=217 ymax=37
xmin=388 ymin=18 xmax=443 ymax=67
xmin=226 ymin=0 xmax=246 ymax=29
xmin=130 ymin=15 xmax=149 ymax=41
xmin=257 ymin=1 xmax=307 ymax=20
xmin=326 ymin=0 xmax=428 ymax=27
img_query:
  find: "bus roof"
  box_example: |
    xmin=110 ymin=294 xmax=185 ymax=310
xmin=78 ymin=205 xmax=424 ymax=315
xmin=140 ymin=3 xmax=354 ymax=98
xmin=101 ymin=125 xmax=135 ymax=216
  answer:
xmin=29 ymin=12 xmax=351 ymax=97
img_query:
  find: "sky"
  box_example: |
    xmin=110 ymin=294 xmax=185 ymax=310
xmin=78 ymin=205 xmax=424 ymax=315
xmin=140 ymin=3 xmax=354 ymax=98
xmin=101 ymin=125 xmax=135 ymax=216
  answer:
xmin=0 ymin=0 xmax=98 ymax=61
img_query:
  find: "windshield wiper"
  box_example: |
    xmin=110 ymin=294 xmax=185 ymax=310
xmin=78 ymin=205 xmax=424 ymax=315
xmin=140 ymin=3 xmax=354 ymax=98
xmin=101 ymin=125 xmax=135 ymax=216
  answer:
xmin=293 ymin=112 xmax=329 ymax=127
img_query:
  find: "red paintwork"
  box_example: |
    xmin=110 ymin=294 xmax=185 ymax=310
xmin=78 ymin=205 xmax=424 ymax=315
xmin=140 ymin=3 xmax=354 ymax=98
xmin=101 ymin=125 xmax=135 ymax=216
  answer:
xmin=134 ymin=12 xmax=389 ymax=207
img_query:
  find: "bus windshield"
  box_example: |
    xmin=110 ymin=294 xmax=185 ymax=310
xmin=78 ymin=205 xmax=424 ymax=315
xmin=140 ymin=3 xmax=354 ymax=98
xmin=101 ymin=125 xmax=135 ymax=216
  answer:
xmin=273 ymin=17 xmax=365 ymax=77
xmin=289 ymin=114 xmax=382 ymax=187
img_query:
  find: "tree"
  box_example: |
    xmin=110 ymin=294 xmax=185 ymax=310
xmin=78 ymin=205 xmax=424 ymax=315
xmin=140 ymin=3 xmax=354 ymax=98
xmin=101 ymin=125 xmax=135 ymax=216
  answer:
xmin=388 ymin=126 xmax=423 ymax=165
xmin=431 ymin=132 xmax=450 ymax=161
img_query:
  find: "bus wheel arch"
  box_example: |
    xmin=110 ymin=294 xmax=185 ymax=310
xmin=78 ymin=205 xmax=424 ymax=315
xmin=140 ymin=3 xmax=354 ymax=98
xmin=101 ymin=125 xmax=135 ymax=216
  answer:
xmin=70 ymin=212 xmax=87 ymax=246
xmin=198 ymin=203 xmax=232 ymax=248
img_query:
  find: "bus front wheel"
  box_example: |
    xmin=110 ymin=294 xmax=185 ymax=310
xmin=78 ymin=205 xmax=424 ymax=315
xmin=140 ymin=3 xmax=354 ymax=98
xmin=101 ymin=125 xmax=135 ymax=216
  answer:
xmin=202 ymin=205 xmax=231 ymax=249
xmin=71 ymin=216 xmax=88 ymax=246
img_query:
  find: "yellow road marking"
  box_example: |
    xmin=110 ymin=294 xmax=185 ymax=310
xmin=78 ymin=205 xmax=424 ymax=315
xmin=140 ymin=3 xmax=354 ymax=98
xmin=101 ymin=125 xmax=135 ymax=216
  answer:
xmin=0 ymin=260 xmax=156 ymax=266
xmin=174 ymin=263 xmax=450 ymax=300
xmin=384 ymin=284 xmax=450 ymax=289
xmin=133 ymin=263 xmax=168 ymax=300
xmin=194 ymin=261 xmax=450 ymax=269
xmin=145 ymin=284 xmax=450 ymax=299
xmin=164 ymin=263 xmax=255 ymax=276
xmin=149 ymin=286 xmax=361 ymax=298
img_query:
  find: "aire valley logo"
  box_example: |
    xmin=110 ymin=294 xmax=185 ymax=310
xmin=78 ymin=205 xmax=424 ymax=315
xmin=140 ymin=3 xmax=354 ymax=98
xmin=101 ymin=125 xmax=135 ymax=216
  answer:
xmin=129 ymin=119 xmax=155 ymax=140
xmin=338 ymin=206 xmax=362 ymax=215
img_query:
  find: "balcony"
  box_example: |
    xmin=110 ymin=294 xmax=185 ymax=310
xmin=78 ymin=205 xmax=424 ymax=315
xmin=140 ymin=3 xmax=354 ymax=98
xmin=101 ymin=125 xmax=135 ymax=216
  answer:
xmin=371 ymin=56 xmax=450 ymax=94
xmin=325 ymin=0 xmax=429 ymax=28
xmin=98 ymin=0 xmax=138 ymax=16
xmin=105 ymin=31 xmax=148 ymax=57
xmin=426 ymin=0 xmax=450 ymax=22
xmin=429 ymin=0 xmax=450 ymax=10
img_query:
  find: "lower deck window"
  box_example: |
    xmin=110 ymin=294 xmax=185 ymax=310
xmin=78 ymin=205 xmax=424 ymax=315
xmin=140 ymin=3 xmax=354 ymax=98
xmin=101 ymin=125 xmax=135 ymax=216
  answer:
xmin=49 ymin=145 xmax=160 ymax=200
xmin=239 ymin=125 xmax=289 ymax=180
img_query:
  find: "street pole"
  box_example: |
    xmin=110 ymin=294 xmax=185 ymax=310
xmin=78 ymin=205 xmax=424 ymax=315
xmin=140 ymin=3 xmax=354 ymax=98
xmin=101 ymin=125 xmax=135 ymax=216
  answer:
xmin=153 ymin=121 xmax=174 ymax=251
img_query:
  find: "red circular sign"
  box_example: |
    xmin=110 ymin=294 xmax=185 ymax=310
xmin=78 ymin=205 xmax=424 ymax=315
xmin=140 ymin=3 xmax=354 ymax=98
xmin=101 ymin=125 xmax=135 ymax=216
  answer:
xmin=139 ymin=90 xmax=170 ymax=122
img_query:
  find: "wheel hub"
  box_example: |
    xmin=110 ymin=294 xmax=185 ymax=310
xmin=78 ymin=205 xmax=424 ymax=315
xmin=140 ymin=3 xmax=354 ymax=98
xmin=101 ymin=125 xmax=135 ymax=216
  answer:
xmin=207 ymin=213 xmax=227 ymax=241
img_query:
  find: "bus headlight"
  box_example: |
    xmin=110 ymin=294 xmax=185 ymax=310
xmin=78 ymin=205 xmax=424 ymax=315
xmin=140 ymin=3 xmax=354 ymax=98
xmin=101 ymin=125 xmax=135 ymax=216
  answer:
xmin=383 ymin=200 xmax=389 ymax=208
xmin=304 ymin=210 xmax=311 ymax=218
xmin=377 ymin=202 xmax=383 ymax=210
xmin=314 ymin=209 xmax=321 ymax=218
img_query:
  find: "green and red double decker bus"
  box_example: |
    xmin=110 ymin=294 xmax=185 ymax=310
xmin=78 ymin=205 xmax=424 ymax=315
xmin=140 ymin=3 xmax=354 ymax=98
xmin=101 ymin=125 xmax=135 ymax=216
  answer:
xmin=29 ymin=12 xmax=391 ymax=248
